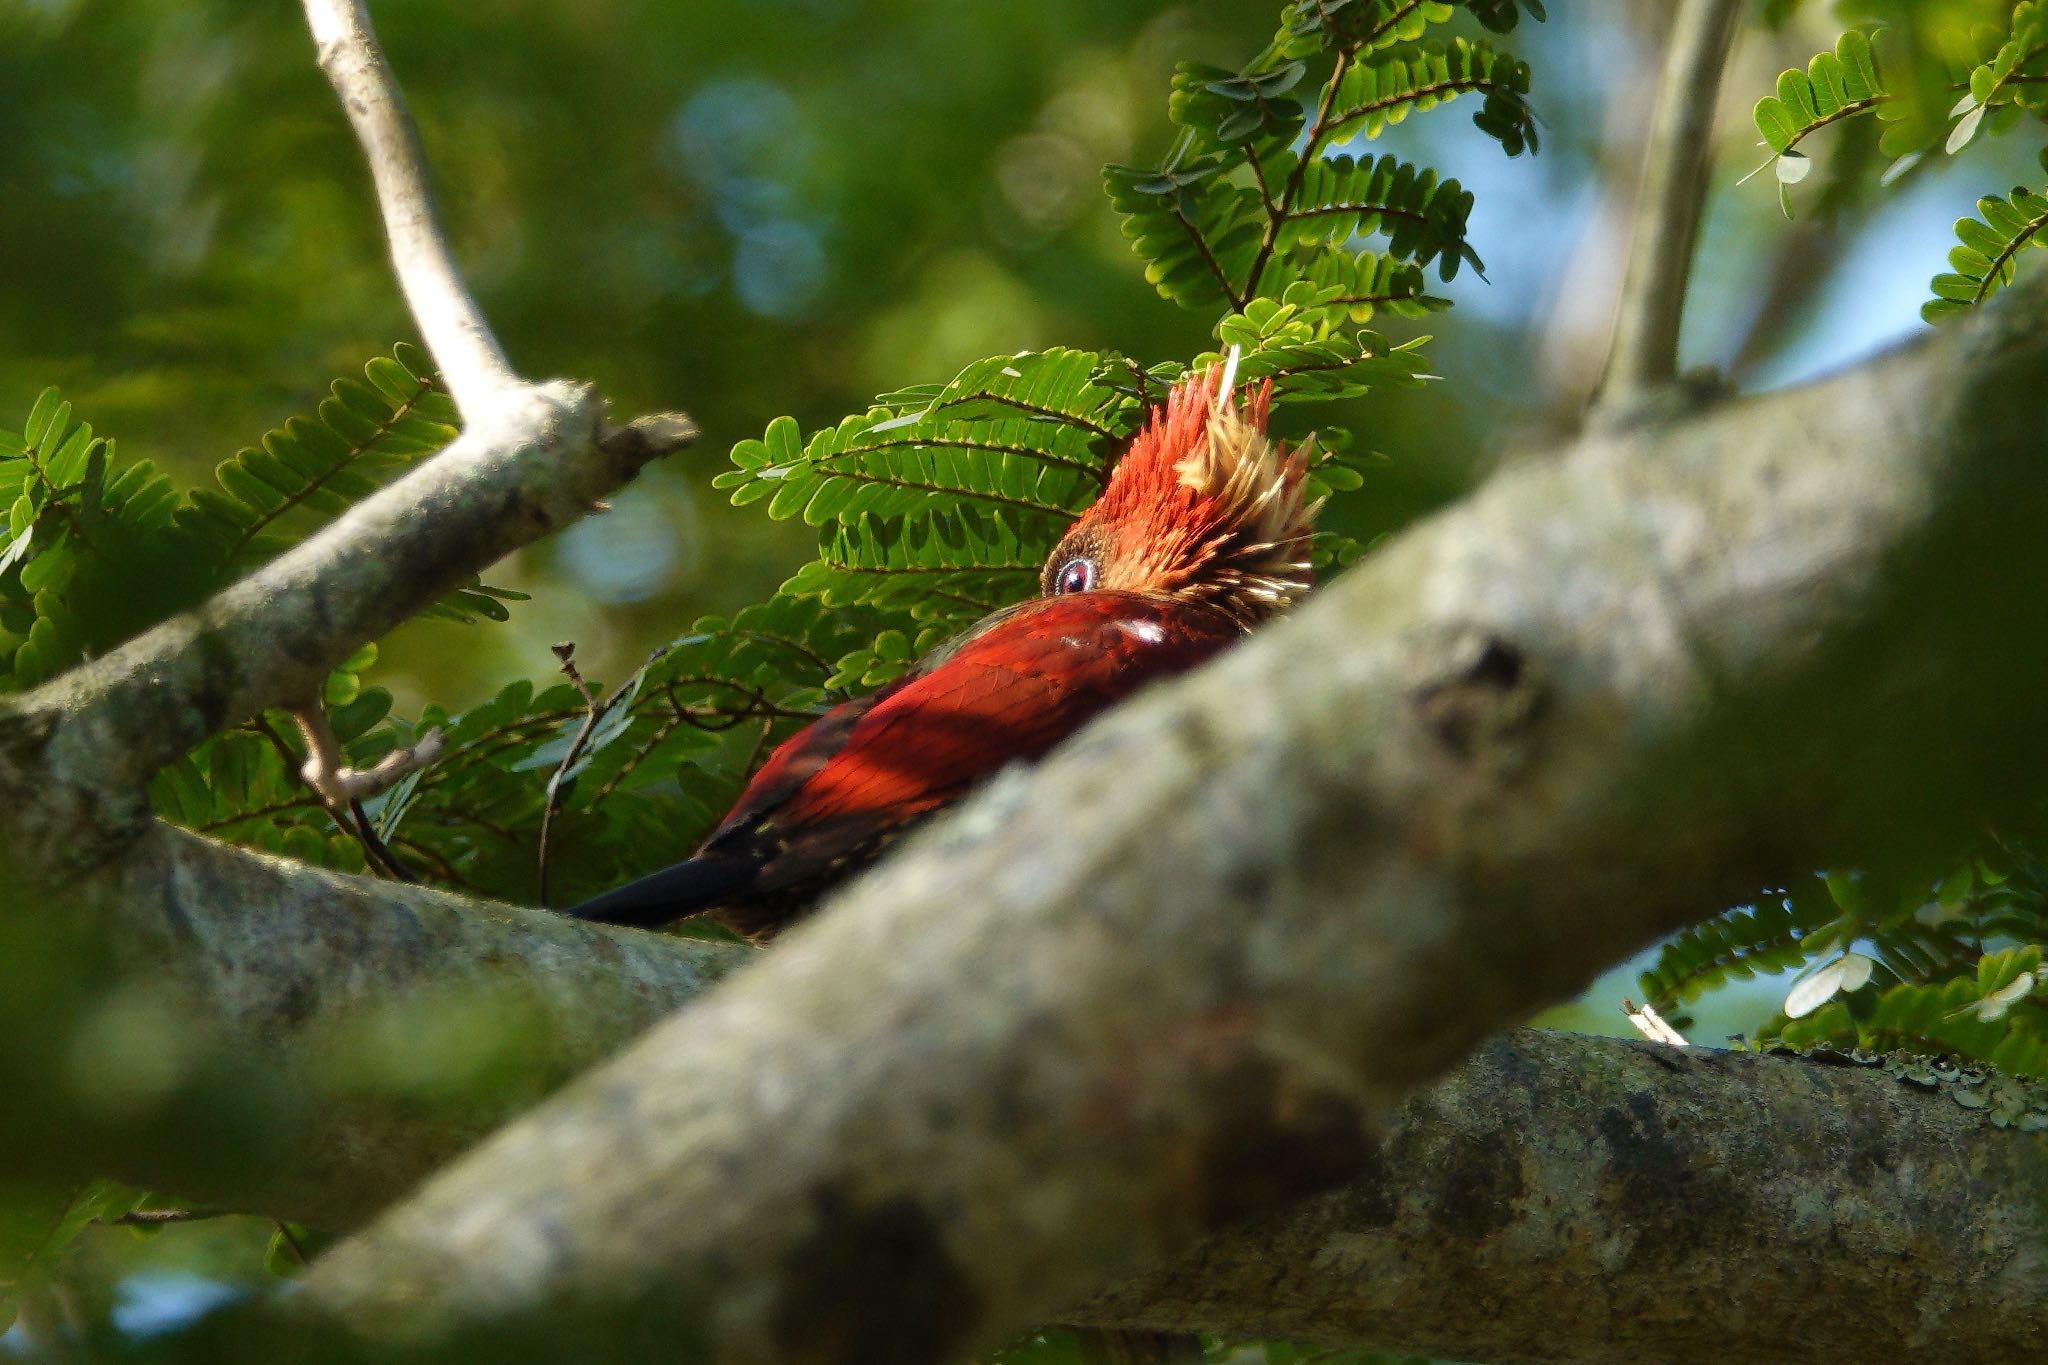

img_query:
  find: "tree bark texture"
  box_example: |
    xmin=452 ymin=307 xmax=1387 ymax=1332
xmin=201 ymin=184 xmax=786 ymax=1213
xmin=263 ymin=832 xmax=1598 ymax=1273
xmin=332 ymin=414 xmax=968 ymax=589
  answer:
xmin=1078 ymin=1031 xmax=2048 ymax=1364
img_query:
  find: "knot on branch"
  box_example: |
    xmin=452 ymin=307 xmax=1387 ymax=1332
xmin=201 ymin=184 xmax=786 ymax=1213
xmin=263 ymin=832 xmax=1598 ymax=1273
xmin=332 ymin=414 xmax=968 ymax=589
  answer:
xmin=1410 ymin=627 xmax=1543 ymax=766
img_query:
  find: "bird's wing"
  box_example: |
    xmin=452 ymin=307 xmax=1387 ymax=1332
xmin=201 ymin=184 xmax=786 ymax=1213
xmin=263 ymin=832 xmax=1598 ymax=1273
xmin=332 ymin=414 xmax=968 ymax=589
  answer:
xmin=710 ymin=591 xmax=1243 ymax=887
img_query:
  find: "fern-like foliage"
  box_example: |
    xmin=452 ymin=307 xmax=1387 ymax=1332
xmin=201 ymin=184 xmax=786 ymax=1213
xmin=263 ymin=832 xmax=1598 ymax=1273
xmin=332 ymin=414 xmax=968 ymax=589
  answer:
xmin=0 ymin=391 xmax=188 ymax=686
xmin=177 ymin=350 xmax=449 ymax=569
xmin=0 ymin=370 xmax=546 ymax=900
xmin=152 ymin=723 xmax=374 ymax=873
xmin=379 ymin=594 xmax=877 ymax=904
xmin=0 ymin=349 xmax=520 ymax=696
xmin=1105 ymin=2 xmax=1537 ymax=321
xmin=1636 ymin=881 xmax=1848 ymax=1016
xmin=714 ymin=330 xmax=1426 ymax=672
xmin=142 ymin=583 xmax=879 ymax=910
xmin=1644 ymin=844 xmax=2048 ymax=1079
xmin=718 ymin=348 xmax=1122 ymax=531
xmin=1752 ymin=29 xmax=1887 ymax=159
xmin=1282 ymin=153 xmax=1480 ymax=278
xmin=1952 ymin=0 xmax=2048 ymax=149
xmin=1276 ymin=0 xmax=1544 ymax=57
xmin=1776 ymin=945 xmax=2048 ymax=1079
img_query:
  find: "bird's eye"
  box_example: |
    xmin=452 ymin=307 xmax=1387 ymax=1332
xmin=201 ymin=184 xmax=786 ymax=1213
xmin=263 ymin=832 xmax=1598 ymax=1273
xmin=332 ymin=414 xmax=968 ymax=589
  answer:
xmin=1054 ymin=558 xmax=1097 ymax=594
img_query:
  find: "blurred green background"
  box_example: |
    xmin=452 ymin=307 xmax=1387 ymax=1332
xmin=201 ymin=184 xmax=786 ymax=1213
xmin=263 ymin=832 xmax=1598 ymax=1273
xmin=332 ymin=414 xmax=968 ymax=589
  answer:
xmin=3 ymin=0 xmax=2042 ymax=1353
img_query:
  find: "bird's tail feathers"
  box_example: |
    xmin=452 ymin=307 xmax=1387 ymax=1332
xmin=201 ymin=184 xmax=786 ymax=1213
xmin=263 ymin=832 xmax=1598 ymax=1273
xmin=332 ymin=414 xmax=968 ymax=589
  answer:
xmin=561 ymin=856 xmax=753 ymax=928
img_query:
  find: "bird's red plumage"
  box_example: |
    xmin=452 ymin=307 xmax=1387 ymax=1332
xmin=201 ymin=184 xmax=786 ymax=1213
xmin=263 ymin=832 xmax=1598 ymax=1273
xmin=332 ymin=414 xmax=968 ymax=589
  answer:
xmin=690 ymin=592 xmax=1241 ymax=935
xmin=566 ymin=361 xmax=1313 ymax=941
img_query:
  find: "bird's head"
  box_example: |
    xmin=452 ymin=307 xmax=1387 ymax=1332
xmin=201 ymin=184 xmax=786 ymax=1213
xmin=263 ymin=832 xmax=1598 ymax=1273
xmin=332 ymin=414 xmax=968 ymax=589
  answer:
xmin=1040 ymin=360 xmax=1318 ymax=626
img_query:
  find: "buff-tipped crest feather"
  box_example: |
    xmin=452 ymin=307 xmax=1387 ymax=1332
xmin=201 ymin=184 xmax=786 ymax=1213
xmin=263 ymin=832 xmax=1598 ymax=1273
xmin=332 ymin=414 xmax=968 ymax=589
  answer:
xmin=1044 ymin=359 xmax=1319 ymax=625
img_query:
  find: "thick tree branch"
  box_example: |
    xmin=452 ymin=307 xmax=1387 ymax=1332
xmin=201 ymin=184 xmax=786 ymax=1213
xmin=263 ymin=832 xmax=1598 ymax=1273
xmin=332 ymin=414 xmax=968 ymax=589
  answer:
xmin=1074 ymin=1032 xmax=2048 ymax=1364
xmin=281 ymin=272 xmax=2048 ymax=1363
xmin=301 ymin=0 xmax=515 ymax=413
xmin=1595 ymin=0 xmax=1741 ymax=422
xmin=67 ymin=954 xmax=2047 ymax=1365
xmin=1 ymin=821 xmax=748 ymax=1231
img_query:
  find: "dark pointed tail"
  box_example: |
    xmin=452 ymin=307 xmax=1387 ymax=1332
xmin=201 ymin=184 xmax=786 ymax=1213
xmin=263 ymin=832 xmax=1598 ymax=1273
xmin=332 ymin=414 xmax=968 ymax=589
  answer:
xmin=561 ymin=856 xmax=753 ymax=928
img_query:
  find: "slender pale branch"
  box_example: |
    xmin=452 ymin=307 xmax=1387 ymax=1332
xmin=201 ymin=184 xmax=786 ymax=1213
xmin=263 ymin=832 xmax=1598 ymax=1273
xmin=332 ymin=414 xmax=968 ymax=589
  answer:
xmin=1595 ymin=0 xmax=1742 ymax=422
xmin=0 ymin=2 xmax=700 ymax=817
xmin=301 ymin=0 xmax=518 ymax=414
xmin=23 ymin=400 xmax=692 ymax=802
xmin=287 ymin=270 xmax=2048 ymax=1362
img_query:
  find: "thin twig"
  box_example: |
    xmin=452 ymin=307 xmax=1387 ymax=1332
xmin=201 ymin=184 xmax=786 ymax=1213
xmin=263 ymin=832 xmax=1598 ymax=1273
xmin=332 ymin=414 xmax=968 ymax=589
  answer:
xmin=300 ymin=0 xmax=519 ymax=413
xmin=1246 ymin=146 xmax=1277 ymax=218
xmin=1174 ymin=207 xmax=1248 ymax=312
xmin=248 ymin=716 xmax=412 ymax=879
xmin=535 ymin=642 xmax=608 ymax=907
xmin=349 ymin=796 xmax=415 ymax=882
xmin=1594 ymin=0 xmax=1741 ymax=424
xmin=288 ymin=703 xmax=444 ymax=806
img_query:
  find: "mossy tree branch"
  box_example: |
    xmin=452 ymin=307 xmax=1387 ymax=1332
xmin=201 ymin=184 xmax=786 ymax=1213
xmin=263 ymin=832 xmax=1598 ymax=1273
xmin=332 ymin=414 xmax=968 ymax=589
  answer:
xmin=1075 ymin=1031 xmax=2048 ymax=1364
xmin=21 ymin=853 xmax=2046 ymax=1364
xmin=12 ymin=823 xmax=748 ymax=1231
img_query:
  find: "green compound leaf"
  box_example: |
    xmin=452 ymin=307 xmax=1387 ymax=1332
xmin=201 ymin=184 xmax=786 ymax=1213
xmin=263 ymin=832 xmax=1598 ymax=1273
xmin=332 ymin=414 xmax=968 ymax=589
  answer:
xmin=1924 ymin=183 xmax=2048 ymax=321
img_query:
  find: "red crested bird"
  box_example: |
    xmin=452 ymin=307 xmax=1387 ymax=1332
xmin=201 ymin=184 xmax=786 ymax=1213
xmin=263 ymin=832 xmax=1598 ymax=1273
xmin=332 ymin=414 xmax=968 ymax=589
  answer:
xmin=565 ymin=361 xmax=1318 ymax=942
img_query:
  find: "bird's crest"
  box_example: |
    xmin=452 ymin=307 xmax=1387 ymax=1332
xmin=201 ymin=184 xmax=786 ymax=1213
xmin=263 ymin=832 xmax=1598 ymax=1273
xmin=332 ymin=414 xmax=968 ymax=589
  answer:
xmin=1043 ymin=358 xmax=1318 ymax=625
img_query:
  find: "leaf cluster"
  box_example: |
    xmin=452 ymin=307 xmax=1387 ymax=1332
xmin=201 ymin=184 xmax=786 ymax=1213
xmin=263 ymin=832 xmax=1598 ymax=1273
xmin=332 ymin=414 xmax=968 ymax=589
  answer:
xmin=0 ymin=347 xmax=523 ymax=691
xmin=1746 ymin=5 xmax=2048 ymax=316
xmin=1643 ymin=847 xmax=2048 ymax=1079
xmin=714 ymin=320 xmax=1428 ymax=685
xmin=1104 ymin=1 xmax=1538 ymax=327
